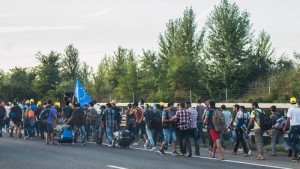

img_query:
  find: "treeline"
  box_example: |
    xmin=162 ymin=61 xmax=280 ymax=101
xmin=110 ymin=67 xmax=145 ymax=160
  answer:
xmin=0 ymin=0 xmax=298 ymax=103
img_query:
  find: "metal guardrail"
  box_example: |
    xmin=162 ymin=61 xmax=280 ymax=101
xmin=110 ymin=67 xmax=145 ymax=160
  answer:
xmin=99 ymin=103 xmax=292 ymax=109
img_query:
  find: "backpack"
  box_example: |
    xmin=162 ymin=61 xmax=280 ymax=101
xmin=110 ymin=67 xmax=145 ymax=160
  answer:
xmin=39 ymin=108 xmax=50 ymax=121
xmin=88 ymin=108 xmax=98 ymax=124
xmin=236 ymin=111 xmax=249 ymax=127
xmin=144 ymin=108 xmax=159 ymax=129
xmin=28 ymin=109 xmax=35 ymax=118
xmin=255 ymin=110 xmax=272 ymax=130
xmin=9 ymin=112 xmax=16 ymax=119
xmin=0 ymin=106 xmax=6 ymax=117
xmin=114 ymin=107 xmax=122 ymax=123
xmin=211 ymin=108 xmax=226 ymax=132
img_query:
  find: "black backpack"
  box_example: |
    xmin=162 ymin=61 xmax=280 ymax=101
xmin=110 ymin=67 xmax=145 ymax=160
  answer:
xmin=114 ymin=107 xmax=122 ymax=123
xmin=255 ymin=110 xmax=272 ymax=130
xmin=144 ymin=108 xmax=159 ymax=129
xmin=39 ymin=108 xmax=50 ymax=121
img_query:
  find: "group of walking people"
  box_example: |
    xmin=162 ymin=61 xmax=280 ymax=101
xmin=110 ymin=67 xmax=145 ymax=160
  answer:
xmin=1 ymin=97 xmax=300 ymax=162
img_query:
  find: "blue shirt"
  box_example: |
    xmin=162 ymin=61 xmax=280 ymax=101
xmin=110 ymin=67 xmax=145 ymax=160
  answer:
xmin=46 ymin=106 xmax=57 ymax=124
xmin=30 ymin=104 xmax=37 ymax=112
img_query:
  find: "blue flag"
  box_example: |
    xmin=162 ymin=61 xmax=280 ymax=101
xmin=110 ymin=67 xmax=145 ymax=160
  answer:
xmin=73 ymin=80 xmax=92 ymax=108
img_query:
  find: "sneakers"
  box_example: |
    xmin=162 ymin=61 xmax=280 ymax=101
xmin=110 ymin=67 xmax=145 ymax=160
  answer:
xmin=133 ymin=142 xmax=139 ymax=146
xmin=151 ymin=147 xmax=157 ymax=150
xmin=159 ymin=149 xmax=166 ymax=155
xmin=172 ymin=151 xmax=179 ymax=156
xmin=292 ymin=155 xmax=300 ymax=162
xmin=108 ymin=144 xmax=112 ymax=147
xmin=248 ymin=150 xmax=252 ymax=155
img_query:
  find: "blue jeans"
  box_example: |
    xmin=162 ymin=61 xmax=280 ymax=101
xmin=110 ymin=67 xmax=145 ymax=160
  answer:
xmin=97 ymin=126 xmax=106 ymax=145
xmin=163 ymin=129 xmax=176 ymax=144
xmin=220 ymin=129 xmax=234 ymax=148
xmin=106 ymin=126 xmax=113 ymax=145
xmin=146 ymin=126 xmax=155 ymax=147
xmin=288 ymin=125 xmax=300 ymax=157
xmin=24 ymin=119 xmax=35 ymax=137
xmin=190 ymin=128 xmax=200 ymax=154
xmin=272 ymin=129 xmax=289 ymax=155
xmin=74 ymin=125 xmax=86 ymax=144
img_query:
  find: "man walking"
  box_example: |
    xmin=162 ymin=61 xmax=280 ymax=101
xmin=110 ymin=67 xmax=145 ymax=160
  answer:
xmin=176 ymin=102 xmax=192 ymax=157
xmin=103 ymin=103 xmax=115 ymax=147
xmin=269 ymin=105 xmax=289 ymax=156
xmin=186 ymin=101 xmax=200 ymax=156
xmin=247 ymin=102 xmax=265 ymax=160
xmin=204 ymin=101 xmax=224 ymax=160
xmin=196 ymin=99 xmax=207 ymax=147
xmin=284 ymin=97 xmax=300 ymax=161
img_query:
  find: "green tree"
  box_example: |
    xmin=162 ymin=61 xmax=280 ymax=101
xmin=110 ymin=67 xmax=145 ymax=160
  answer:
xmin=114 ymin=50 xmax=138 ymax=102
xmin=62 ymin=44 xmax=80 ymax=81
xmin=204 ymin=0 xmax=253 ymax=97
xmin=247 ymin=30 xmax=274 ymax=82
xmin=35 ymin=51 xmax=61 ymax=99
xmin=0 ymin=67 xmax=37 ymax=101
xmin=92 ymin=56 xmax=113 ymax=102
xmin=138 ymin=50 xmax=159 ymax=102
xmin=158 ymin=7 xmax=205 ymax=101
xmin=108 ymin=46 xmax=127 ymax=90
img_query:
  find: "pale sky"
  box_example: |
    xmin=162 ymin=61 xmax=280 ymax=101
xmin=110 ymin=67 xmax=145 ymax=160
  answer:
xmin=0 ymin=0 xmax=299 ymax=72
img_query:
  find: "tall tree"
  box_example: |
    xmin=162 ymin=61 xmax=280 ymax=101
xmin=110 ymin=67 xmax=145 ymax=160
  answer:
xmin=114 ymin=50 xmax=138 ymax=102
xmin=138 ymin=50 xmax=159 ymax=102
xmin=247 ymin=30 xmax=274 ymax=82
xmin=93 ymin=56 xmax=113 ymax=102
xmin=108 ymin=46 xmax=127 ymax=90
xmin=204 ymin=0 xmax=253 ymax=97
xmin=158 ymin=7 xmax=205 ymax=101
xmin=62 ymin=44 xmax=80 ymax=81
xmin=35 ymin=51 xmax=61 ymax=99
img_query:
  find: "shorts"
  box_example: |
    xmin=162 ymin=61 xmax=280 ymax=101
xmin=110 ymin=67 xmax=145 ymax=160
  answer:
xmin=12 ymin=120 xmax=21 ymax=127
xmin=135 ymin=122 xmax=146 ymax=136
xmin=210 ymin=128 xmax=220 ymax=141
xmin=45 ymin=123 xmax=54 ymax=134
xmin=163 ymin=129 xmax=176 ymax=144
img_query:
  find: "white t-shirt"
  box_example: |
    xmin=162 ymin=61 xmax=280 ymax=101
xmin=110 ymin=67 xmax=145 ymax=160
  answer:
xmin=5 ymin=106 xmax=11 ymax=116
xmin=287 ymin=105 xmax=300 ymax=126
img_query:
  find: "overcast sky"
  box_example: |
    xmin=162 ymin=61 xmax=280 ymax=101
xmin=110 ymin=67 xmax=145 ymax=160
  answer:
xmin=0 ymin=0 xmax=299 ymax=72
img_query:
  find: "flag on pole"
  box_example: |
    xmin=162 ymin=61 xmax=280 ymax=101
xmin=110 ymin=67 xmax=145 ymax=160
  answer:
xmin=73 ymin=80 xmax=92 ymax=108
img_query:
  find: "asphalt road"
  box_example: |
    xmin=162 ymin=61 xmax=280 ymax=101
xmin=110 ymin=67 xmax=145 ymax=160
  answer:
xmin=0 ymin=133 xmax=296 ymax=169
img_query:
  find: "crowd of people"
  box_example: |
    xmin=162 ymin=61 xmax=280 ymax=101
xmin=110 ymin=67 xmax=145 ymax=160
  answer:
xmin=0 ymin=97 xmax=300 ymax=162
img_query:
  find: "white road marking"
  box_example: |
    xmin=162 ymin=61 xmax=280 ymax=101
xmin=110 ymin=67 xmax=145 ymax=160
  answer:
xmin=130 ymin=147 xmax=293 ymax=169
xmin=88 ymin=141 xmax=293 ymax=169
xmin=107 ymin=165 xmax=128 ymax=169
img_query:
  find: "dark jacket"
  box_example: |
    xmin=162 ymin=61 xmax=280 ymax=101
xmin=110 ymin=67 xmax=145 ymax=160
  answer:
xmin=68 ymin=108 xmax=85 ymax=126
